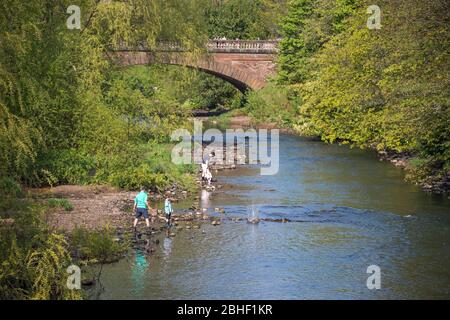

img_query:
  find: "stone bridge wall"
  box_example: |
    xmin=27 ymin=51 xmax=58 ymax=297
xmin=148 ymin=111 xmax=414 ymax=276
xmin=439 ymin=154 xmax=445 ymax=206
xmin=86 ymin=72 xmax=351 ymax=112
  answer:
xmin=109 ymin=40 xmax=279 ymax=91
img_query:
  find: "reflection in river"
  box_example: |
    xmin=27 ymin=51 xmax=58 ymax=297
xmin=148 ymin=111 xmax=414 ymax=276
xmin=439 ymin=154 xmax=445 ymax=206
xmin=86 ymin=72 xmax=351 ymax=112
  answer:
xmin=200 ymin=189 xmax=212 ymax=210
xmin=131 ymin=239 xmax=151 ymax=296
xmin=163 ymin=230 xmax=173 ymax=259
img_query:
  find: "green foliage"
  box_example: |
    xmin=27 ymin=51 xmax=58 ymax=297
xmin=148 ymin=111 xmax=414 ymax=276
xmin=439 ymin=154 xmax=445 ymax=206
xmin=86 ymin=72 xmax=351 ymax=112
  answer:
xmin=273 ymin=0 xmax=449 ymax=188
xmin=277 ymin=0 xmax=358 ymax=84
xmin=204 ymin=0 xmax=286 ymax=39
xmin=26 ymin=233 xmax=80 ymax=300
xmin=0 ymin=177 xmax=22 ymax=197
xmin=189 ymin=72 xmax=243 ymax=110
xmin=35 ymin=149 xmax=96 ymax=187
xmin=119 ymin=64 xmax=242 ymax=112
xmin=245 ymin=84 xmax=300 ymax=127
xmin=0 ymin=194 xmax=81 ymax=299
xmin=406 ymin=156 xmax=449 ymax=188
xmin=0 ymin=0 xmax=208 ymax=191
xmin=47 ymin=198 xmax=74 ymax=212
xmin=70 ymin=226 xmax=127 ymax=265
xmin=103 ymin=142 xmax=198 ymax=192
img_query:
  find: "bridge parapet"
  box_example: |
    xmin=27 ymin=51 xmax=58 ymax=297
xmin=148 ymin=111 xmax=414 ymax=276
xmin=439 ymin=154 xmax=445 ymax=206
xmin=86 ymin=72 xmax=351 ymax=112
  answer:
xmin=206 ymin=40 xmax=279 ymax=53
xmin=113 ymin=40 xmax=279 ymax=54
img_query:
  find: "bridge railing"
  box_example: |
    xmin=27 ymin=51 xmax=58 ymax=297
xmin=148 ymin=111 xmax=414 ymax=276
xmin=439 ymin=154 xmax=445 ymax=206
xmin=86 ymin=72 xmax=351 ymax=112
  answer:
xmin=112 ymin=40 xmax=279 ymax=53
xmin=206 ymin=40 xmax=279 ymax=53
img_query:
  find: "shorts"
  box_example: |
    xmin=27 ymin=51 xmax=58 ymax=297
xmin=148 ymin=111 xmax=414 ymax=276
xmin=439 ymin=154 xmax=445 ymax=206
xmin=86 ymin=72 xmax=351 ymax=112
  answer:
xmin=165 ymin=213 xmax=172 ymax=219
xmin=135 ymin=208 xmax=149 ymax=219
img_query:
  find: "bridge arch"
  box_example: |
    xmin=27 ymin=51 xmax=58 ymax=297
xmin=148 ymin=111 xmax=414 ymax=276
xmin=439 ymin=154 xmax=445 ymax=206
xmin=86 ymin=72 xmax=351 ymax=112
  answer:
xmin=108 ymin=40 xmax=278 ymax=92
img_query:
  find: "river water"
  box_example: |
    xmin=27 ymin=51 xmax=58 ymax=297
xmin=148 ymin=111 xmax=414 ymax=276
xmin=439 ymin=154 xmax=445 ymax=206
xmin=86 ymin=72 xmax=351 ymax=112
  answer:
xmin=94 ymin=134 xmax=450 ymax=299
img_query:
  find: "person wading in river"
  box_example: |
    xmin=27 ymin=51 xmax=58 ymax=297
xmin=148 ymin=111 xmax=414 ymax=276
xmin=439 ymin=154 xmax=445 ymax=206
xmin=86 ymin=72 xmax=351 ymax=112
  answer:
xmin=201 ymin=151 xmax=215 ymax=182
xmin=164 ymin=197 xmax=173 ymax=227
xmin=133 ymin=186 xmax=150 ymax=231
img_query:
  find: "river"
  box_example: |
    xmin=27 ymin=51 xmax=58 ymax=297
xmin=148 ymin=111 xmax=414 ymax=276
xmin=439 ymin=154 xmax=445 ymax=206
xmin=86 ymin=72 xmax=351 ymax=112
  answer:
xmin=92 ymin=133 xmax=450 ymax=299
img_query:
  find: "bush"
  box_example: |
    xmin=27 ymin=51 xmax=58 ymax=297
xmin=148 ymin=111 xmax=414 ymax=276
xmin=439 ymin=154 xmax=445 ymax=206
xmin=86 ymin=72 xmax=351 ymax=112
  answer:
xmin=245 ymin=84 xmax=299 ymax=127
xmin=70 ymin=226 xmax=127 ymax=265
xmin=35 ymin=149 xmax=96 ymax=187
xmin=405 ymin=156 xmax=449 ymax=188
xmin=0 ymin=177 xmax=22 ymax=197
xmin=26 ymin=233 xmax=81 ymax=299
xmin=0 ymin=200 xmax=81 ymax=300
xmin=94 ymin=142 xmax=198 ymax=192
xmin=30 ymin=141 xmax=198 ymax=193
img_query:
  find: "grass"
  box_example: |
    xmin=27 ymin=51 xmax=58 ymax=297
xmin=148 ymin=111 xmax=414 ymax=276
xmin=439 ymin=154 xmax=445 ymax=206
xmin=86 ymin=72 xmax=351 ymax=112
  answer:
xmin=47 ymin=198 xmax=74 ymax=211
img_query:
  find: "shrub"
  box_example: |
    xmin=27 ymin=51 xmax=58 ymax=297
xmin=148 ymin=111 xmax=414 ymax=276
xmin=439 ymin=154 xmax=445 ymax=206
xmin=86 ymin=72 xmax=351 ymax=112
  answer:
xmin=70 ymin=226 xmax=128 ymax=265
xmin=245 ymin=84 xmax=299 ymax=127
xmin=26 ymin=233 xmax=81 ymax=300
xmin=35 ymin=149 xmax=96 ymax=187
xmin=0 ymin=177 xmax=22 ymax=198
xmin=0 ymin=202 xmax=81 ymax=300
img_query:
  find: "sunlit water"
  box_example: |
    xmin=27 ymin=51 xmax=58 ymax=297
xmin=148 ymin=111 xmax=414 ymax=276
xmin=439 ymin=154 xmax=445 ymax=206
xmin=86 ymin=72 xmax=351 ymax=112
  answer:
xmin=94 ymin=134 xmax=450 ymax=299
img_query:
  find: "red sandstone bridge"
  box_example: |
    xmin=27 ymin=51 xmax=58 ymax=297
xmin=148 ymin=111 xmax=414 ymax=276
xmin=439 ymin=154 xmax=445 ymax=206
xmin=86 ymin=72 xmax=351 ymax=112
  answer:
xmin=109 ymin=40 xmax=279 ymax=91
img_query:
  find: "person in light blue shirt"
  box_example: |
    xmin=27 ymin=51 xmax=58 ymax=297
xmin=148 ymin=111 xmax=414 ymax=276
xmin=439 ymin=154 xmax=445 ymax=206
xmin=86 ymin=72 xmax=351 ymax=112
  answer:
xmin=133 ymin=186 xmax=150 ymax=230
xmin=164 ymin=197 xmax=173 ymax=226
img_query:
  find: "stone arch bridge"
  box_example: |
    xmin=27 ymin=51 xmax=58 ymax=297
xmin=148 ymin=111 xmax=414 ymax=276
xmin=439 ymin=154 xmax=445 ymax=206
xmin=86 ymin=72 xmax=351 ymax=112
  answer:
xmin=109 ymin=40 xmax=278 ymax=91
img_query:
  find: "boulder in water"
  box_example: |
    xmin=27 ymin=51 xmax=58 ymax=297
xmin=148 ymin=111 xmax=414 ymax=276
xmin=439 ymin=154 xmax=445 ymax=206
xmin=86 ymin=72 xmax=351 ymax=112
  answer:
xmin=247 ymin=218 xmax=260 ymax=224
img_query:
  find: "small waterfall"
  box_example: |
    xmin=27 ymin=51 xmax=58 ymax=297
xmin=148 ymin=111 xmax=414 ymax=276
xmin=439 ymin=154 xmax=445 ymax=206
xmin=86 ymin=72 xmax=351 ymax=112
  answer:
xmin=247 ymin=204 xmax=260 ymax=224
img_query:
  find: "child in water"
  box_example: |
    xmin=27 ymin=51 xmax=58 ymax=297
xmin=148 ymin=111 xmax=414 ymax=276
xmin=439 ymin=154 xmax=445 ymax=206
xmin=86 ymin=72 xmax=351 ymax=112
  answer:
xmin=164 ymin=197 xmax=173 ymax=227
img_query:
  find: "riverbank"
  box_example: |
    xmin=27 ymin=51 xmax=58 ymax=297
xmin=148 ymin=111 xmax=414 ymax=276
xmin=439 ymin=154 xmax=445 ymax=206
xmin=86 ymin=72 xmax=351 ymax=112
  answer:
xmin=30 ymin=184 xmax=207 ymax=232
xmin=377 ymin=150 xmax=450 ymax=194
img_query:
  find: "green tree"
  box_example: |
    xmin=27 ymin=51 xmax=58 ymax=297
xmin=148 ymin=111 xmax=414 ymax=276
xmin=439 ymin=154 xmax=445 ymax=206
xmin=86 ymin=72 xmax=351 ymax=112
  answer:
xmin=277 ymin=0 xmax=358 ymax=84
xmin=204 ymin=0 xmax=286 ymax=39
xmin=276 ymin=0 xmax=449 ymax=189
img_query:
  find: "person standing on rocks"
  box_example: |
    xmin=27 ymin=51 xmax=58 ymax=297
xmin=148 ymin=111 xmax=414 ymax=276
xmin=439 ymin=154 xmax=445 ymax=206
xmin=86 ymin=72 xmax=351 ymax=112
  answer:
xmin=164 ymin=197 xmax=173 ymax=227
xmin=201 ymin=151 xmax=215 ymax=182
xmin=133 ymin=186 xmax=150 ymax=231
xmin=205 ymin=168 xmax=213 ymax=186
xmin=201 ymin=154 xmax=209 ymax=181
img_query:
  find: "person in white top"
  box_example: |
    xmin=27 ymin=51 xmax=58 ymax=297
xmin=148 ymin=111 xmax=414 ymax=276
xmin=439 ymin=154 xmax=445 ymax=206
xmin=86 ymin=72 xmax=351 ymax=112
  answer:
xmin=205 ymin=168 xmax=212 ymax=186
xmin=201 ymin=151 xmax=215 ymax=182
